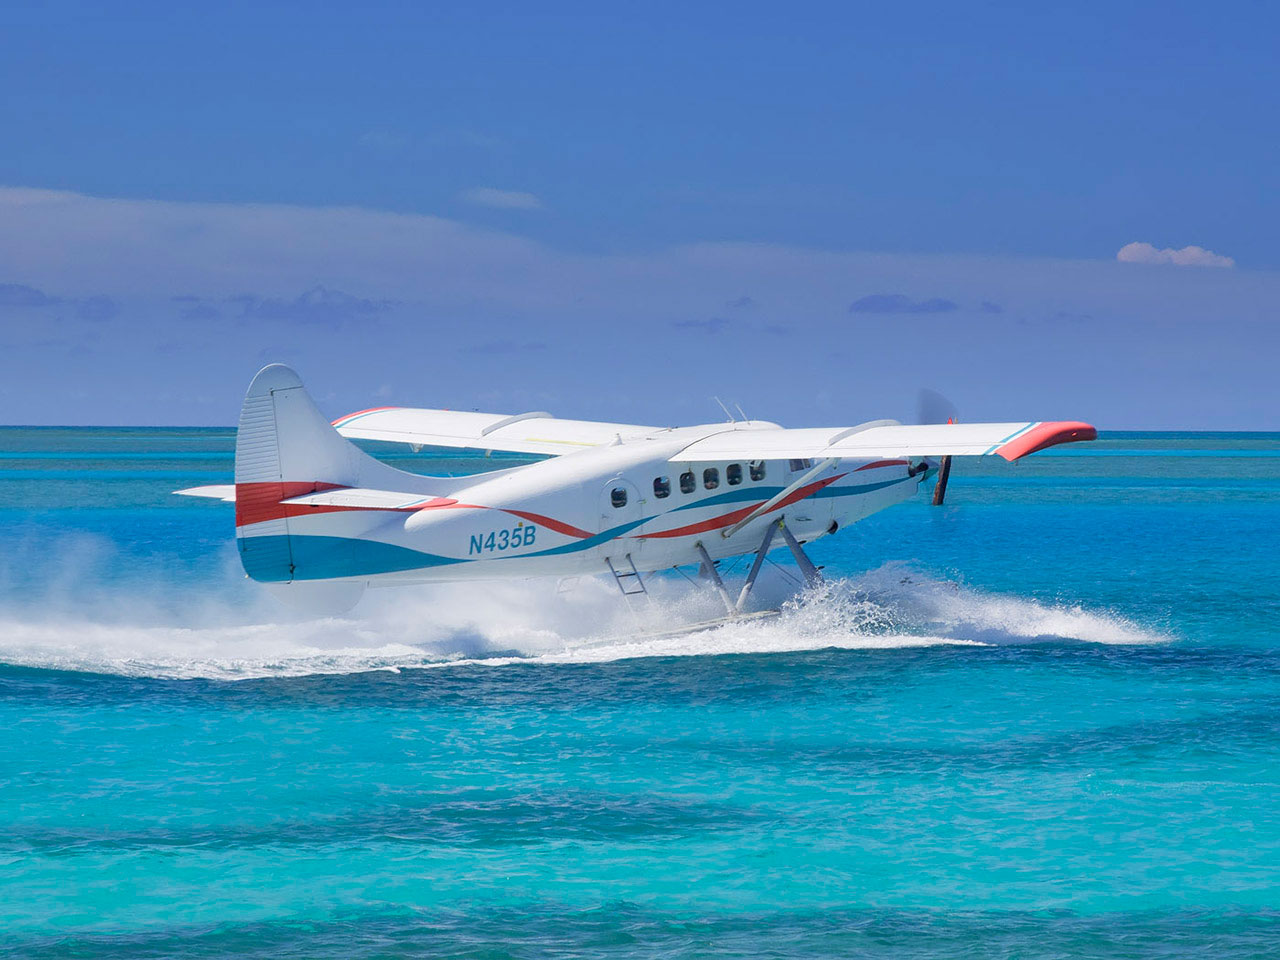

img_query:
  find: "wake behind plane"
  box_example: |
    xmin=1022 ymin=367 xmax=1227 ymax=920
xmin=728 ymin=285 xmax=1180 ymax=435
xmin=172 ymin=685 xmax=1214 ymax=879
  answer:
xmin=178 ymin=365 xmax=1096 ymax=613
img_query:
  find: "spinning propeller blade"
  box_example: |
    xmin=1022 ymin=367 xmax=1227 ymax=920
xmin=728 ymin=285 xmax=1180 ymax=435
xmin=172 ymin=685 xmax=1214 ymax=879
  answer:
xmin=916 ymin=389 xmax=958 ymax=506
xmin=916 ymin=388 xmax=959 ymax=428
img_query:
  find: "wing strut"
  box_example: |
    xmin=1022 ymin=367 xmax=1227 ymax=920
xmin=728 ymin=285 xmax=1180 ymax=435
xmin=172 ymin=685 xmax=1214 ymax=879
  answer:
xmin=721 ymin=457 xmax=838 ymax=539
xmin=931 ymin=455 xmax=953 ymax=505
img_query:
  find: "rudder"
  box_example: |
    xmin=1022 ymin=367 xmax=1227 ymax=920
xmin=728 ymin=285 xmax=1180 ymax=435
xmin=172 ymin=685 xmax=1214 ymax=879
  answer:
xmin=233 ymin=364 xmax=449 ymax=584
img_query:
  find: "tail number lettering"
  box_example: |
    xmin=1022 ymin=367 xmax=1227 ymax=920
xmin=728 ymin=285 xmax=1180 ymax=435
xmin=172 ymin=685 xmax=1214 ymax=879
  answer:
xmin=469 ymin=524 xmax=537 ymax=555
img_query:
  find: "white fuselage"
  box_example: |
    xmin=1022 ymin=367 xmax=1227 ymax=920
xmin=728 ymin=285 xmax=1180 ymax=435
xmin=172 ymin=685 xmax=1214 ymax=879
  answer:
xmin=217 ymin=362 xmax=1093 ymax=590
xmin=245 ymin=438 xmax=928 ymax=583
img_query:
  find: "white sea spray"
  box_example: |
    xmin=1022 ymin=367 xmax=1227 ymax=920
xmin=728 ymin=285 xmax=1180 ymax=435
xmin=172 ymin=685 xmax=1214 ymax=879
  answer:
xmin=0 ymin=548 xmax=1167 ymax=680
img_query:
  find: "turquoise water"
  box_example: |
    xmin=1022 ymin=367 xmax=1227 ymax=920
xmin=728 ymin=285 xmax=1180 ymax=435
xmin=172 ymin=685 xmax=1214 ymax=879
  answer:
xmin=1 ymin=428 xmax=1278 ymax=957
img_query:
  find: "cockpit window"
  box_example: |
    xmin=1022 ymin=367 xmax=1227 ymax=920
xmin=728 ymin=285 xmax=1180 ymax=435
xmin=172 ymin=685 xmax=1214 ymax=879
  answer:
xmin=703 ymin=467 xmax=720 ymax=490
xmin=679 ymin=470 xmax=696 ymax=494
xmin=788 ymin=458 xmax=814 ymax=472
xmin=653 ymin=476 xmax=671 ymax=498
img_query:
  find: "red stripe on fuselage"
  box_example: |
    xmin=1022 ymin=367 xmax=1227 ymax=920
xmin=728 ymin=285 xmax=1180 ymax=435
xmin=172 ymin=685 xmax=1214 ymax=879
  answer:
xmin=636 ymin=503 xmax=758 ymax=539
xmin=236 ymin=482 xmax=347 ymax=527
xmin=236 ymin=467 xmax=868 ymax=540
xmin=637 ymin=474 xmax=845 ymax=539
xmin=418 ymin=503 xmax=595 ymax=540
xmin=233 ymin=484 xmax=597 ymax=538
xmin=856 ymin=459 xmax=908 ymax=470
xmin=498 ymin=508 xmax=594 ymax=539
xmin=234 ymin=482 xmax=457 ymax=527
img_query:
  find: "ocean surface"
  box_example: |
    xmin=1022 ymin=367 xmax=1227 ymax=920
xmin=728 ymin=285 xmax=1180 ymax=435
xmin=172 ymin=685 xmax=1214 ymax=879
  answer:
xmin=1 ymin=427 xmax=1278 ymax=958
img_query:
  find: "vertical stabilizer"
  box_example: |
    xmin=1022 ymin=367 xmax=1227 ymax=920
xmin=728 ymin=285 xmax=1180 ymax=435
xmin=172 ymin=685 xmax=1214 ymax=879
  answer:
xmin=233 ymin=364 xmax=449 ymax=584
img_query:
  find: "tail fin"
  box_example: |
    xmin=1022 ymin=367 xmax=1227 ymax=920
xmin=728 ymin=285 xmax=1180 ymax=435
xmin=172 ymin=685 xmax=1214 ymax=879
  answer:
xmin=234 ymin=364 xmax=450 ymax=584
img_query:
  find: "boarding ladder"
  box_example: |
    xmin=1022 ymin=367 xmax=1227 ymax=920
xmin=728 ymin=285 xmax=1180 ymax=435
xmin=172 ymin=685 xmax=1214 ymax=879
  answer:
xmin=605 ymin=554 xmax=648 ymax=599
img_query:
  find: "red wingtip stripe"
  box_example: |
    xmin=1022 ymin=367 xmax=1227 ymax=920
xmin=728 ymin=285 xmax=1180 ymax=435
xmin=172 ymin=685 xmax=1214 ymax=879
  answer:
xmin=996 ymin=421 xmax=1097 ymax=461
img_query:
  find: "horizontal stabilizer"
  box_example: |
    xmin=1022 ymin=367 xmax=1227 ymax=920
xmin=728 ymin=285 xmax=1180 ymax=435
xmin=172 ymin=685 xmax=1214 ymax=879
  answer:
xmin=174 ymin=484 xmax=236 ymax=501
xmin=280 ymin=488 xmax=457 ymax=510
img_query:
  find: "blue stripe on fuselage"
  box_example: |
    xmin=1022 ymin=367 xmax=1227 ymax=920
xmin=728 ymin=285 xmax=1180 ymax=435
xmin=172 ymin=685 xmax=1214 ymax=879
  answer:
xmin=241 ymin=535 xmax=457 ymax=582
xmin=240 ymin=474 xmax=917 ymax=580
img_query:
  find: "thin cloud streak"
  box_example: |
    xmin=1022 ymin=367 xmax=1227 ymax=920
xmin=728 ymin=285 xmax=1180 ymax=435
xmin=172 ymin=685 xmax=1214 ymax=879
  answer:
xmin=1117 ymin=242 xmax=1235 ymax=268
xmin=0 ymin=187 xmax=1275 ymax=429
xmin=460 ymin=187 xmax=543 ymax=211
xmin=0 ymin=282 xmax=59 ymax=307
xmin=850 ymin=293 xmax=959 ymax=314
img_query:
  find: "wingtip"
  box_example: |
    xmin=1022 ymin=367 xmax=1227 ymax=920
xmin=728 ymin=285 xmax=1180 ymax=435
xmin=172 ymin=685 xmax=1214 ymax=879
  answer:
xmin=997 ymin=421 xmax=1098 ymax=461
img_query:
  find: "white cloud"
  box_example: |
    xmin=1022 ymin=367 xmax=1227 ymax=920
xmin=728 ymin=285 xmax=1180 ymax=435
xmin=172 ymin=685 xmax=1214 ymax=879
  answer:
xmin=0 ymin=188 xmax=1266 ymax=323
xmin=0 ymin=186 xmax=1275 ymax=428
xmin=0 ymin=186 xmax=547 ymax=300
xmin=459 ymin=187 xmax=543 ymax=211
xmin=1117 ymin=241 xmax=1235 ymax=268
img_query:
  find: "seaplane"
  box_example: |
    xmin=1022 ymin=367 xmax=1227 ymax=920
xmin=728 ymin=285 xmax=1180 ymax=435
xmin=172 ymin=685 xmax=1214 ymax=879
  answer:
xmin=177 ymin=364 xmax=1096 ymax=616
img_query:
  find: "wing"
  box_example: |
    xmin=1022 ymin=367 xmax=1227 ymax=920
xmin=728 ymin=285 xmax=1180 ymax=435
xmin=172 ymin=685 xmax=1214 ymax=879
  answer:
xmin=670 ymin=421 xmax=1096 ymax=463
xmin=332 ymin=406 xmax=663 ymax=456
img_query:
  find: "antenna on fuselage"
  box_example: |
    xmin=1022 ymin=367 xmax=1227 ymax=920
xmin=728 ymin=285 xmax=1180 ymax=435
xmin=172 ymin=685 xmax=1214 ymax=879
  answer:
xmin=734 ymin=401 xmax=748 ymax=421
xmin=712 ymin=396 xmax=736 ymax=422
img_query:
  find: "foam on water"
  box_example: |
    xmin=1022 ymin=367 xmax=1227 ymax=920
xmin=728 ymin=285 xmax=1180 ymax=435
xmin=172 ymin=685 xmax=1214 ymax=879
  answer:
xmin=0 ymin=561 xmax=1167 ymax=681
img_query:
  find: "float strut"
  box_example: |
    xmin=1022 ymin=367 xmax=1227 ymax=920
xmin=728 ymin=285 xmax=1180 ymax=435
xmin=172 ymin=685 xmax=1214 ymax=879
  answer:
xmin=694 ymin=541 xmax=737 ymax=616
xmin=778 ymin=521 xmax=824 ymax=589
xmin=735 ymin=519 xmax=780 ymax=612
xmin=932 ymin=455 xmax=952 ymax=506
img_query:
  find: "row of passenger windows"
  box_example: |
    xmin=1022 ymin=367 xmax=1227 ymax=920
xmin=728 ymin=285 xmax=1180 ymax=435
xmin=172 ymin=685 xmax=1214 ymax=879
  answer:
xmin=662 ymin=460 xmax=766 ymax=497
xmin=611 ymin=461 xmax=768 ymax=508
xmin=609 ymin=460 xmax=820 ymax=508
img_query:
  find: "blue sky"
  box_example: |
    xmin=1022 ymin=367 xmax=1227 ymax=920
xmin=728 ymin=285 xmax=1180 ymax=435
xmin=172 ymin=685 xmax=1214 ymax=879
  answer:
xmin=0 ymin=1 xmax=1276 ymax=427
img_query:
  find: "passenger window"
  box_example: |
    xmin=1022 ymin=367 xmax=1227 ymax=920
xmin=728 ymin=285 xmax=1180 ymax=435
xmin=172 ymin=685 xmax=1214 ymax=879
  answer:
xmin=653 ymin=476 xmax=671 ymax=498
xmin=610 ymin=487 xmax=628 ymax=508
xmin=680 ymin=470 xmax=696 ymax=494
xmin=749 ymin=460 xmax=766 ymax=481
xmin=788 ymin=458 xmax=813 ymax=472
xmin=726 ymin=463 xmax=743 ymax=486
xmin=703 ymin=467 xmax=720 ymax=490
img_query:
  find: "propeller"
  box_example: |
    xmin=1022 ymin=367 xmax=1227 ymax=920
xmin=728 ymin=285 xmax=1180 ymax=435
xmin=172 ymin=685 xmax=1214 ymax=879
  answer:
xmin=916 ymin=388 xmax=958 ymax=428
xmin=916 ymin=389 xmax=958 ymax=506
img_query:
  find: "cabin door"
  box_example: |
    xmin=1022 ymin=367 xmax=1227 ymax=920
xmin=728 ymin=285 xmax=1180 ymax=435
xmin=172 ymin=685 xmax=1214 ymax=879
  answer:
xmin=598 ymin=477 xmax=643 ymax=563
